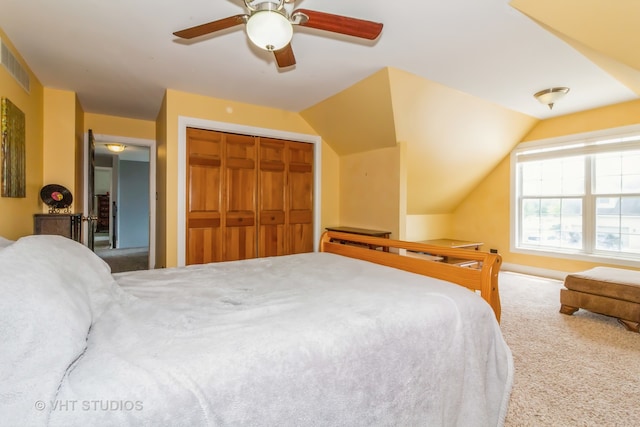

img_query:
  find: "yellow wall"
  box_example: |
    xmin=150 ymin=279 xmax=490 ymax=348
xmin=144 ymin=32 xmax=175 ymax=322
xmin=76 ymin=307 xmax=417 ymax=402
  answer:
xmin=405 ymin=214 xmax=453 ymax=242
xmin=42 ymin=88 xmax=79 ymax=211
xmin=453 ymin=100 xmax=640 ymax=274
xmin=339 ymin=146 xmax=402 ymax=238
xmin=84 ymin=112 xmax=155 ymax=140
xmin=300 ymin=68 xmax=396 ymax=156
xmin=0 ymin=29 xmax=44 ymax=239
xmin=159 ymin=89 xmax=335 ymax=267
xmin=74 ymin=96 xmax=85 ymax=212
xmin=155 ymin=94 xmax=168 ymax=267
xmin=388 ymin=68 xmax=538 ymax=215
xmin=321 ymin=142 xmax=340 ymax=237
xmin=521 ymin=99 xmax=640 ymax=142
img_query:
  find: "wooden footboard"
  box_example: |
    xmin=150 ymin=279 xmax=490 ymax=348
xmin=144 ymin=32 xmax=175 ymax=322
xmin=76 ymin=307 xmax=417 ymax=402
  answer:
xmin=319 ymin=231 xmax=503 ymax=322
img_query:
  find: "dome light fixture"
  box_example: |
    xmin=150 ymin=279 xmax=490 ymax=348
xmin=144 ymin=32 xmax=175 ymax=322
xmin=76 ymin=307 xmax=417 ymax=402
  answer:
xmin=534 ymin=87 xmax=570 ymax=110
xmin=245 ymin=0 xmax=293 ymax=51
xmin=106 ymin=143 xmax=126 ymax=153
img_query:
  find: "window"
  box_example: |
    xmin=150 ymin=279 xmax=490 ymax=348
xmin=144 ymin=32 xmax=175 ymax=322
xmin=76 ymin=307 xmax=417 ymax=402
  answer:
xmin=512 ymin=127 xmax=640 ymax=264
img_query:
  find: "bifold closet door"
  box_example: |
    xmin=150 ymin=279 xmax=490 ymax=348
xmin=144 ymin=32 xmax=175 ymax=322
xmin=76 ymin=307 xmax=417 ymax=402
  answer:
xmin=287 ymin=141 xmax=314 ymax=254
xmin=187 ymin=128 xmax=312 ymax=265
xmin=258 ymin=139 xmax=314 ymax=256
xmin=186 ymin=128 xmax=223 ymax=265
xmin=223 ymin=133 xmax=257 ymax=261
xmin=258 ymin=139 xmax=287 ymax=257
xmin=186 ymin=129 xmax=257 ymax=264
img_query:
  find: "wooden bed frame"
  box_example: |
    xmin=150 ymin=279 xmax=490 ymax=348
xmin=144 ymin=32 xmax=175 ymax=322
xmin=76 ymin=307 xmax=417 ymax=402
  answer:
xmin=319 ymin=231 xmax=503 ymax=322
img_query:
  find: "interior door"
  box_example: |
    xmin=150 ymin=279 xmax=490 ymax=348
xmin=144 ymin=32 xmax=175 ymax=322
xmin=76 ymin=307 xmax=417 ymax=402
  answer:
xmin=86 ymin=129 xmax=97 ymax=251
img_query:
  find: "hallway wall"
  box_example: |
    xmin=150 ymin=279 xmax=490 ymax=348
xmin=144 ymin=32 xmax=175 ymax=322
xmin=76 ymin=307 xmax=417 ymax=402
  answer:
xmin=118 ymin=160 xmax=149 ymax=248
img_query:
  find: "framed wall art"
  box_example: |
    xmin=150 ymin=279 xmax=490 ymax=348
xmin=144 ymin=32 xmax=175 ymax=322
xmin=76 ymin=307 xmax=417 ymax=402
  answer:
xmin=1 ymin=97 xmax=26 ymax=198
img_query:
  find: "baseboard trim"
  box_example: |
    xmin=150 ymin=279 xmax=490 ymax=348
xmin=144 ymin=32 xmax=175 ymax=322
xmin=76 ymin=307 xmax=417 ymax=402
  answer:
xmin=501 ymin=262 xmax=569 ymax=281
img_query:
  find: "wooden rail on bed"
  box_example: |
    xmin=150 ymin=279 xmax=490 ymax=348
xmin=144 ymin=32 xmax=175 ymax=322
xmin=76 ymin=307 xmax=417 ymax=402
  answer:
xmin=319 ymin=231 xmax=503 ymax=322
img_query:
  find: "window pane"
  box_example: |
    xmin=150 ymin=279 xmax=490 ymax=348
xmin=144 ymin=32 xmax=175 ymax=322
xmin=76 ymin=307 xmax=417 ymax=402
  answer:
xmin=622 ymin=174 xmax=640 ymax=193
xmin=560 ymin=199 xmax=582 ymax=249
xmin=521 ymin=157 xmax=584 ymax=196
xmin=521 ymin=199 xmax=541 ymax=244
xmin=621 ymin=152 xmax=640 ymax=175
xmin=521 ymin=198 xmax=583 ymax=249
xmin=595 ymin=150 xmax=640 ymax=194
xmin=595 ymin=176 xmax=621 ymax=194
xmin=540 ymin=163 xmax=562 ymax=194
xmin=596 ymin=197 xmax=620 ymax=251
xmin=540 ymin=199 xmax=561 ymax=246
xmin=621 ymin=197 xmax=640 ymax=254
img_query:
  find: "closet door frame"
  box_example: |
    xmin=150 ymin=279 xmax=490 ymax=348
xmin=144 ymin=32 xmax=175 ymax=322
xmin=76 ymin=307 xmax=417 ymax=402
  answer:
xmin=177 ymin=116 xmax=322 ymax=267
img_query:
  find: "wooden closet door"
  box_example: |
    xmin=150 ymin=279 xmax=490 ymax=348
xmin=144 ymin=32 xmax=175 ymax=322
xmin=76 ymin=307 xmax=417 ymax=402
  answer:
xmin=186 ymin=128 xmax=223 ymax=264
xmin=287 ymin=141 xmax=314 ymax=254
xmin=224 ymin=133 xmax=257 ymax=261
xmin=259 ymin=139 xmax=287 ymax=257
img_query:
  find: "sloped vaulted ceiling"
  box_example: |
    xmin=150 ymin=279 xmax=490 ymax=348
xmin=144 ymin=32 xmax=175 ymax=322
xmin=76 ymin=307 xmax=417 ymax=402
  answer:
xmin=300 ymin=69 xmax=397 ymax=156
xmin=510 ymin=0 xmax=640 ymax=95
xmin=302 ymin=0 xmax=640 ymax=217
xmin=301 ymin=67 xmax=537 ymax=215
xmin=388 ymin=69 xmax=537 ymax=214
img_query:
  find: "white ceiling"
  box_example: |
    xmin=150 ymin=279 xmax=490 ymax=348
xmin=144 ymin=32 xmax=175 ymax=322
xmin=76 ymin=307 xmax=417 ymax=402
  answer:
xmin=1 ymin=0 xmax=637 ymax=121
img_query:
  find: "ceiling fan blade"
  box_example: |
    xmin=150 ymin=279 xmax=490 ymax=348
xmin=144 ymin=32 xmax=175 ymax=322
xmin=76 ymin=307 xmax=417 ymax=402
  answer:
xmin=294 ymin=9 xmax=383 ymax=40
xmin=173 ymin=15 xmax=247 ymax=39
xmin=274 ymin=44 xmax=296 ymax=68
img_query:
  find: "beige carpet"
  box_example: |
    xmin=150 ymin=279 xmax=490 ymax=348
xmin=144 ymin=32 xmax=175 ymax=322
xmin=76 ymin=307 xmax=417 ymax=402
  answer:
xmin=95 ymin=247 xmax=148 ymax=273
xmin=499 ymin=271 xmax=640 ymax=426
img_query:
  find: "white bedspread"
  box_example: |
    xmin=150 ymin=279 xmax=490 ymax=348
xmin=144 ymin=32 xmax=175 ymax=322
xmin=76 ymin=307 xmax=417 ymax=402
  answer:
xmin=0 ymin=235 xmax=512 ymax=426
xmin=54 ymin=252 xmax=512 ymax=426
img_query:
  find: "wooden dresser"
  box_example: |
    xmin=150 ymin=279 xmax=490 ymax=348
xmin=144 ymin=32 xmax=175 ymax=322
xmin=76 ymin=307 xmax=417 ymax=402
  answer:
xmin=34 ymin=213 xmax=82 ymax=242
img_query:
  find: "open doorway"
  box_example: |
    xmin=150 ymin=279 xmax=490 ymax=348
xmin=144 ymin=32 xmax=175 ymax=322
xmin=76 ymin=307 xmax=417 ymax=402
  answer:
xmin=84 ymin=133 xmax=156 ymax=272
xmin=93 ymin=165 xmax=112 ymax=250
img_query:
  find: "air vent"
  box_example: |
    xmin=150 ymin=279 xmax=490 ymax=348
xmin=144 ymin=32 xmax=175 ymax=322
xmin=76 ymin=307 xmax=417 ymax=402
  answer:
xmin=0 ymin=38 xmax=30 ymax=93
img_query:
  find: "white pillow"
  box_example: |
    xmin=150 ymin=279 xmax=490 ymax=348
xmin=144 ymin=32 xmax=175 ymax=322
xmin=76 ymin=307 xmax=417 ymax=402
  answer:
xmin=0 ymin=235 xmax=118 ymax=425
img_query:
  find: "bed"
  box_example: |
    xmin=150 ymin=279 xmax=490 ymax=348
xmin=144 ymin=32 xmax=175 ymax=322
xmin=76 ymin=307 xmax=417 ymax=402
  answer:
xmin=0 ymin=231 xmax=513 ymax=426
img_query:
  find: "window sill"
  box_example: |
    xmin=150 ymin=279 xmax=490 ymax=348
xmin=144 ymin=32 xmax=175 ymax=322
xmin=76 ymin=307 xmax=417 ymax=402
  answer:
xmin=511 ymin=245 xmax=640 ymax=269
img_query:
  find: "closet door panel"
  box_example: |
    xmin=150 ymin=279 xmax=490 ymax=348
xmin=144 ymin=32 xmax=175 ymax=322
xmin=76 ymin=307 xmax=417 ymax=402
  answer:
xmin=259 ymin=139 xmax=287 ymax=257
xmin=287 ymin=142 xmax=314 ymax=254
xmin=186 ymin=128 xmax=223 ymax=264
xmin=187 ymin=225 xmax=221 ymax=264
xmin=224 ymin=134 xmax=257 ymax=261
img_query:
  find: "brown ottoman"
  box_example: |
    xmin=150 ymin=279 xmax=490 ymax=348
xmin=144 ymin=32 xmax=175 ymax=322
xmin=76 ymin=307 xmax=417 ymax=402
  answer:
xmin=560 ymin=267 xmax=640 ymax=332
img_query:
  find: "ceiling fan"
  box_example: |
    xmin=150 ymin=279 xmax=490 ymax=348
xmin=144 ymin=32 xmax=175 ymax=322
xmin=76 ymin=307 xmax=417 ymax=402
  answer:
xmin=173 ymin=0 xmax=383 ymax=68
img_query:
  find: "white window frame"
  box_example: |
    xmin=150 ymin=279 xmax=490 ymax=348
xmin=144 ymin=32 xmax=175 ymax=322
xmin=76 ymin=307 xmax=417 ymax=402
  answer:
xmin=510 ymin=124 xmax=640 ymax=268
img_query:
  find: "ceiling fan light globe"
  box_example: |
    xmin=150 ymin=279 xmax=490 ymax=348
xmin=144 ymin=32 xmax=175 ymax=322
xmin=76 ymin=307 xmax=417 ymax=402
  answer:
xmin=246 ymin=10 xmax=292 ymax=51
